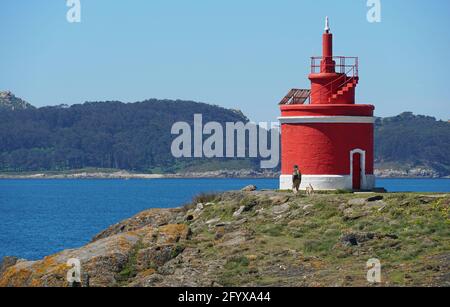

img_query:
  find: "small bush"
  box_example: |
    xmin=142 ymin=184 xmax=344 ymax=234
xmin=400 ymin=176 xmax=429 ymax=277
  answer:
xmin=116 ymin=240 xmax=144 ymax=283
xmin=171 ymin=244 xmax=186 ymax=259
xmin=260 ymin=224 xmax=284 ymax=237
xmin=224 ymin=256 xmax=250 ymax=270
xmin=303 ymin=239 xmax=322 ymax=252
xmin=303 ymin=238 xmax=336 ymax=254
xmin=336 ymin=189 xmax=353 ymax=194
xmin=219 ymin=256 xmax=251 ymax=286
xmin=192 ymin=192 xmax=219 ymax=205
xmin=240 ymin=196 xmax=258 ymax=211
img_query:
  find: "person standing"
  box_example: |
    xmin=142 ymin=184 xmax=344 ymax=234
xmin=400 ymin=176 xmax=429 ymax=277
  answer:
xmin=292 ymin=165 xmax=302 ymax=194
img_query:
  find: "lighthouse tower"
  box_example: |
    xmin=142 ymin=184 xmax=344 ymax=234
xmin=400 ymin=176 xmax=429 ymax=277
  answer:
xmin=279 ymin=18 xmax=375 ymax=191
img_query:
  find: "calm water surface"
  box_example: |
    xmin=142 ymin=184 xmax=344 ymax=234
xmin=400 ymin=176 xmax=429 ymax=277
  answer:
xmin=0 ymin=178 xmax=448 ymax=260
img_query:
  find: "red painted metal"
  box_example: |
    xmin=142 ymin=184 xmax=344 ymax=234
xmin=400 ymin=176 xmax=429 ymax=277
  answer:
xmin=321 ymin=32 xmax=335 ymax=73
xmin=307 ymin=31 xmax=359 ymax=105
xmin=280 ymin=104 xmax=374 ymax=117
xmin=309 ymin=57 xmax=359 ymax=105
xmin=311 ymin=56 xmax=358 ymax=76
xmin=281 ymin=123 xmax=374 ymax=176
xmin=279 ymin=20 xmax=376 ymax=190
xmin=353 ymin=153 xmax=362 ymax=190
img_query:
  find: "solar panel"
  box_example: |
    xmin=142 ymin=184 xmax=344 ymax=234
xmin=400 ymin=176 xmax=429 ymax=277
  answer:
xmin=279 ymin=89 xmax=311 ymax=105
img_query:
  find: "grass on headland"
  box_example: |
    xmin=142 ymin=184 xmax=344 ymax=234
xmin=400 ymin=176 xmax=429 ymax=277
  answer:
xmin=190 ymin=191 xmax=449 ymax=286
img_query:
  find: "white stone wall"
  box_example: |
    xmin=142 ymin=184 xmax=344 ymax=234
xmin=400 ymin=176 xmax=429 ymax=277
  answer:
xmin=279 ymin=175 xmax=375 ymax=191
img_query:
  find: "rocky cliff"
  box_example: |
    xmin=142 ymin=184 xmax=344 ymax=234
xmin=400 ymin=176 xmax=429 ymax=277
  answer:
xmin=0 ymin=190 xmax=449 ymax=287
xmin=0 ymin=91 xmax=35 ymax=111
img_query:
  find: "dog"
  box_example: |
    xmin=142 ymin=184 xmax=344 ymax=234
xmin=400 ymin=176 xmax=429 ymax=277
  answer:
xmin=305 ymin=184 xmax=315 ymax=196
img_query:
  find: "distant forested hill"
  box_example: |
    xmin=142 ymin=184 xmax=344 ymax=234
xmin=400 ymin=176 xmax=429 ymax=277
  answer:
xmin=374 ymin=112 xmax=450 ymax=177
xmin=0 ymin=94 xmax=449 ymax=177
xmin=0 ymin=98 xmax=257 ymax=173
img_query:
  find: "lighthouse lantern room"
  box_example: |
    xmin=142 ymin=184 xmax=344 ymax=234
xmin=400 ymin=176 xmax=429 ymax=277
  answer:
xmin=279 ymin=18 xmax=375 ymax=191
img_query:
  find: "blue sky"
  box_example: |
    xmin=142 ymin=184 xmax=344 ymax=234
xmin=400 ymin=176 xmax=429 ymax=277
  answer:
xmin=0 ymin=0 xmax=449 ymax=122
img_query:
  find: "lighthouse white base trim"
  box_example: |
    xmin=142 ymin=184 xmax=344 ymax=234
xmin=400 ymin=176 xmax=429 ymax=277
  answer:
xmin=279 ymin=174 xmax=375 ymax=191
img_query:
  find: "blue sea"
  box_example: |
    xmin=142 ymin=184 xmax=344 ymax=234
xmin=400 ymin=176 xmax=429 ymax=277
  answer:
xmin=0 ymin=178 xmax=449 ymax=260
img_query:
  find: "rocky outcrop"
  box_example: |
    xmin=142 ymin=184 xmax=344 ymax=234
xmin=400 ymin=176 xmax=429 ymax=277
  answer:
xmin=0 ymin=257 xmax=19 ymax=276
xmin=92 ymin=208 xmax=186 ymax=242
xmin=0 ymin=223 xmax=194 ymax=287
xmin=0 ymin=232 xmax=140 ymax=287
xmin=1 ymin=191 xmax=449 ymax=287
xmin=0 ymin=91 xmax=34 ymax=111
xmin=241 ymin=185 xmax=257 ymax=192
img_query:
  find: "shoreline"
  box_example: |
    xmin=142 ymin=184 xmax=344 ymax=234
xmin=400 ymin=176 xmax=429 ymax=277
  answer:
xmin=0 ymin=171 xmax=448 ymax=180
xmin=0 ymin=170 xmax=279 ymax=180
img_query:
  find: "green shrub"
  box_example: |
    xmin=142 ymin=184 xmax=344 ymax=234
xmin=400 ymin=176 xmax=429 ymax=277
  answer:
xmin=225 ymin=256 xmax=250 ymax=270
xmin=336 ymin=189 xmax=353 ymax=194
xmin=192 ymin=192 xmax=219 ymax=205
xmin=260 ymin=224 xmax=284 ymax=237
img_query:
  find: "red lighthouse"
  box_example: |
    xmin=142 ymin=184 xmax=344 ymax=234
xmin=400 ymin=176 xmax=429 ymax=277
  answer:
xmin=279 ymin=18 xmax=375 ymax=191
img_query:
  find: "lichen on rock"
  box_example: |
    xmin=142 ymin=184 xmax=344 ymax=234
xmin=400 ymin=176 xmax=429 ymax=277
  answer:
xmin=1 ymin=191 xmax=449 ymax=287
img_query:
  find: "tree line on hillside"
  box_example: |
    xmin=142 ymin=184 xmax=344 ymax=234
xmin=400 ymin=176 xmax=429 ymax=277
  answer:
xmin=374 ymin=112 xmax=450 ymax=175
xmin=0 ymin=99 xmax=449 ymax=176
xmin=0 ymin=100 xmax=258 ymax=173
